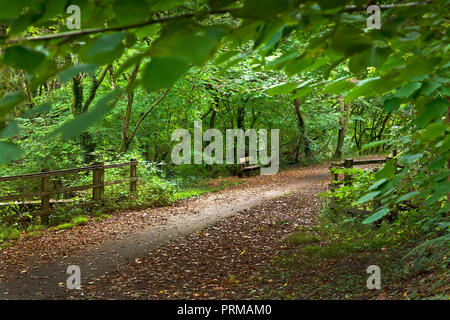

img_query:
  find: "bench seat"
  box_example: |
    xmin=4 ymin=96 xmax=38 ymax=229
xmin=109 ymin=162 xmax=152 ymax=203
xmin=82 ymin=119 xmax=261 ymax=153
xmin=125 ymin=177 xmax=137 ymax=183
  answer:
xmin=242 ymin=165 xmax=261 ymax=171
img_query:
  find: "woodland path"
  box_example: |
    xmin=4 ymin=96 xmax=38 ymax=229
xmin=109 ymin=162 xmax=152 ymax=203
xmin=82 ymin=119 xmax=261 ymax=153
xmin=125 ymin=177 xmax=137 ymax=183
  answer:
xmin=0 ymin=164 xmax=331 ymax=299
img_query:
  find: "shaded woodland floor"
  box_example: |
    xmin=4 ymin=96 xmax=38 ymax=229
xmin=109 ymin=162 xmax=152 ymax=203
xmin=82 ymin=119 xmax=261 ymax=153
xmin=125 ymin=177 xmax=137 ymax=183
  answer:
xmin=0 ymin=165 xmax=328 ymax=299
xmin=1 ymin=161 xmax=445 ymax=300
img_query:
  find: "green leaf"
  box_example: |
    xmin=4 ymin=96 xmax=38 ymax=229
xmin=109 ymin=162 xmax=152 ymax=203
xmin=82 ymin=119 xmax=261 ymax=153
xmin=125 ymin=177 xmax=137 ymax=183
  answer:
xmin=214 ymin=50 xmax=240 ymax=65
xmin=428 ymin=155 xmax=447 ymax=170
xmin=209 ymin=0 xmax=238 ymax=10
xmin=51 ymin=90 xmax=122 ymax=140
xmin=357 ymin=191 xmax=380 ymax=204
xmin=21 ymin=103 xmax=52 ymax=119
xmin=39 ymin=0 xmax=67 ymax=22
xmin=440 ymin=134 xmax=450 ymax=153
xmin=397 ymin=58 xmax=441 ymax=81
xmin=375 ymin=160 xmax=395 ymax=179
xmin=0 ymin=121 xmax=20 ymax=138
xmin=147 ymin=0 xmax=184 ymax=11
xmin=20 ymin=103 xmax=52 ymax=119
xmin=383 ymin=97 xmax=401 ymax=112
xmin=345 ymin=76 xmax=402 ymax=103
xmin=415 ymin=98 xmax=449 ymax=128
xmin=285 ymin=56 xmax=329 ymax=76
xmin=85 ymin=32 xmax=127 ymax=64
xmin=135 ymin=23 xmax=161 ymax=39
xmin=0 ymin=142 xmax=23 ymax=164
xmin=442 ymin=86 xmax=450 ymax=95
xmin=349 ymin=46 xmax=390 ymax=74
xmin=266 ymin=82 xmax=297 ymax=95
xmin=60 ymin=64 xmax=100 ymax=83
xmin=360 ymin=139 xmax=389 ymax=151
xmin=0 ymin=92 xmax=25 ymax=120
xmin=254 ymin=19 xmax=285 ymax=52
xmin=142 ymin=57 xmax=190 ymax=91
xmin=88 ymin=33 xmax=127 ymax=56
xmin=3 ymin=46 xmax=46 ymax=72
xmin=368 ymin=178 xmax=388 ymax=191
xmin=234 ymin=0 xmax=291 ymax=19
xmin=0 ymin=0 xmax=31 ymax=19
xmin=317 ymin=0 xmax=345 ymax=10
xmin=420 ymin=81 xmax=441 ymax=96
xmin=432 ymin=180 xmax=450 ymax=199
xmin=113 ymin=0 xmax=149 ymax=24
xmin=395 ymin=82 xmax=422 ymax=98
xmin=363 ymin=208 xmax=390 ymax=224
xmin=419 ymin=123 xmax=446 ymax=142
xmin=400 ymin=153 xmax=422 ymax=164
xmin=331 ymin=27 xmax=372 ymax=56
xmin=151 ymin=24 xmax=225 ymax=65
xmin=396 ymin=191 xmax=419 ymax=203
xmin=322 ymin=77 xmax=355 ymax=95
xmin=291 ymin=86 xmax=314 ymax=99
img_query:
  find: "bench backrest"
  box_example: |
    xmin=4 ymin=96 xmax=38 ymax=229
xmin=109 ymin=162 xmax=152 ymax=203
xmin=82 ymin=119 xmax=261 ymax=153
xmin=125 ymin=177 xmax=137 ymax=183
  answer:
xmin=238 ymin=156 xmax=253 ymax=165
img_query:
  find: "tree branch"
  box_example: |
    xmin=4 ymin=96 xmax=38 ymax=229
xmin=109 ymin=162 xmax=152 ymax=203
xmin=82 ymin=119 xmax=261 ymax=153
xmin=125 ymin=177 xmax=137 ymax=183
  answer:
xmin=126 ymin=88 xmax=170 ymax=148
xmin=83 ymin=64 xmax=110 ymax=112
xmin=6 ymin=2 xmax=432 ymax=44
xmin=342 ymin=0 xmax=432 ymax=13
xmin=6 ymin=9 xmax=234 ymax=44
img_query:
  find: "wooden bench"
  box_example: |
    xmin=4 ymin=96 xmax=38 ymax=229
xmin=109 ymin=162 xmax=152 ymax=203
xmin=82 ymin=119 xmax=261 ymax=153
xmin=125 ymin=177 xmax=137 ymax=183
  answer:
xmin=237 ymin=157 xmax=261 ymax=177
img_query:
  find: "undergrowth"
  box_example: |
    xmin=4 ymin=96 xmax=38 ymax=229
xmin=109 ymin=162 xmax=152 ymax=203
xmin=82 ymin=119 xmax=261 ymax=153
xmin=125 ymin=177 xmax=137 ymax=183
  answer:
xmin=256 ymin=168 xmax=448 ymax=300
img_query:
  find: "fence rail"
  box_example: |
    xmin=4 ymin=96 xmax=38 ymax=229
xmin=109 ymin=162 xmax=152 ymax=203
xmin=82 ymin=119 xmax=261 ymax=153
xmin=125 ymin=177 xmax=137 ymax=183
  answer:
xmin=0 ymin=159 xmax=138 ymax=224
xmin=329 ymin=150 xmax=397 ymax=188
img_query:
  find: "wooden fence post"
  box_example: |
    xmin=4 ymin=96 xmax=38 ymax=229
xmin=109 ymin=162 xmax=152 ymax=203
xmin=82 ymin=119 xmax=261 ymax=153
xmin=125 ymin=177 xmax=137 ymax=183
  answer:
xmin=329 ymin=163 xmax=339 ymax=190
xmin=41 ymin=168 xmax=50 ymax=225
xmin=333 ymin=167 xmax=339 ymax=182
xmin=130 ymin=159 xmax=137 ymax=193
xmin=93 ymin=162 xmax=104 ymax=202
xmin=344 ymin=158 xmax=353 ymax=186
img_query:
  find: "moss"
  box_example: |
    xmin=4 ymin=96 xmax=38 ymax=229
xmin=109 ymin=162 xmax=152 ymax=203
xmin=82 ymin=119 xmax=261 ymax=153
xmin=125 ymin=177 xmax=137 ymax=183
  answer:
xmin=283 ymin=231 xmax=320 ymax=245
xmin=0 ymin=227 xmax=21 ymax=242
xmin=72 ymin=215 xmax=88 ymax=225
xmin=27 ymin=231 xmax=41 ymax=238
xmin=55 ymin=223 xmax=74 ymax=230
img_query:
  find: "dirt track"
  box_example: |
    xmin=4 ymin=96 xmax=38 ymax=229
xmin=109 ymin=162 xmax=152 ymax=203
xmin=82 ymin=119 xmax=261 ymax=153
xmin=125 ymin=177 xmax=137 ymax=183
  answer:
xmin=0 ymin=165 xmax=330 ymax=299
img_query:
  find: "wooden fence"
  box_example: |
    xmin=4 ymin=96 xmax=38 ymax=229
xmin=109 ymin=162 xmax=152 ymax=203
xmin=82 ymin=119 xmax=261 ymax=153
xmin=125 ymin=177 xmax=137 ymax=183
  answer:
xmin=329 ymin=150 xmax=397 ymax=188
xmin=0 ymin=159 xmax=138 ymax=224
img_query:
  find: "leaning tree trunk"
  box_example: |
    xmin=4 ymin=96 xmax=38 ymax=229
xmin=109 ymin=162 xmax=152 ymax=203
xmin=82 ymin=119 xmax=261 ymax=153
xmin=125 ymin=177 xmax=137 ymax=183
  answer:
xmin=71 ymin=75 xmax=96 ymax=164
xmin=293 ymin=98 xmax=316 ymax=163
xmin=333 ymin=93 xmax=351 ymax=161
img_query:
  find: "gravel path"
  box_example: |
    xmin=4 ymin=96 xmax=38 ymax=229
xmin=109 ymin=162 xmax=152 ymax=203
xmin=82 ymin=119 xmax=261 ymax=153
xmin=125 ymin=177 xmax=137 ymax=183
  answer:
xmin=0 ymin=165 xmax=329 ymax=299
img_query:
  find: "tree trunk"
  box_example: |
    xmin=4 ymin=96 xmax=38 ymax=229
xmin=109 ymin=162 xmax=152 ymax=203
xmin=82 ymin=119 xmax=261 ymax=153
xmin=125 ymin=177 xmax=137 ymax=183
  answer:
xmin=120 ymin=88 xmax=169 ymax=153
xmin=293 ymin=98 xmax=316 ymax=163
xmin=109 ymin=65 xmax=116 ymax=89
xmin=71 ymin=74 xmax=96 ymax=163
xmin=236 ymin=104 xmax=245 ymax=130
xmin=333 ymin=93 xmax=351 ymax=160
xmin=23 ymin=77 xmax=35 ymax=109
xmin=71 ymin=75 xmax=84 ymax=117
